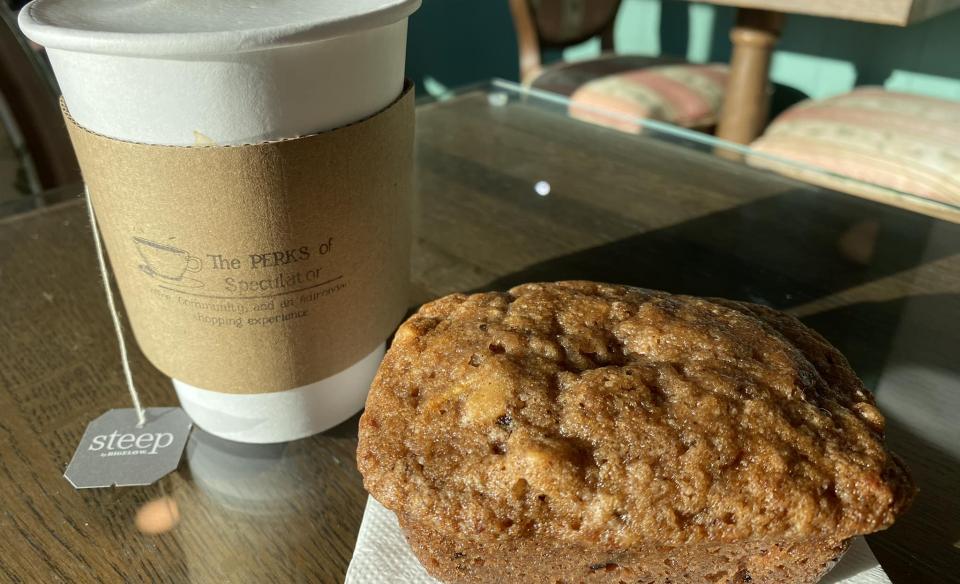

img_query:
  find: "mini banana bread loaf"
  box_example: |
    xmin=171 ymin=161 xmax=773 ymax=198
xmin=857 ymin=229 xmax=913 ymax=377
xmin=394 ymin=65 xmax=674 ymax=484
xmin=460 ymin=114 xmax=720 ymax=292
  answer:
xmin=357 ymin=282 xmax=914 ymax=584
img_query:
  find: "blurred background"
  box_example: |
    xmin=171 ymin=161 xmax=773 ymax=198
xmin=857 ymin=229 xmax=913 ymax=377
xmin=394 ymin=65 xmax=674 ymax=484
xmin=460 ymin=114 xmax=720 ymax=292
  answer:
xmin=1 ymin=0 xmax=959 ymax=219
xmin=405 ymin=0 xmax=960 ymax=103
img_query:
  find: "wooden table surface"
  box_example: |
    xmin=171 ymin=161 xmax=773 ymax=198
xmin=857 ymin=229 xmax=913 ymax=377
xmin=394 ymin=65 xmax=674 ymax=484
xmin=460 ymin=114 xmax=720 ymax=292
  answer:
xmin=1 ymin=89 xmax=959 ymax=583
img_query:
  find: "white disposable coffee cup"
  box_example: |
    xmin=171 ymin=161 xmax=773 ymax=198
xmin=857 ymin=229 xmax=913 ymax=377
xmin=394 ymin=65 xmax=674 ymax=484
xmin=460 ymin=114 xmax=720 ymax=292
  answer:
xmin=20 ymin=0 xmax=421 ymax=443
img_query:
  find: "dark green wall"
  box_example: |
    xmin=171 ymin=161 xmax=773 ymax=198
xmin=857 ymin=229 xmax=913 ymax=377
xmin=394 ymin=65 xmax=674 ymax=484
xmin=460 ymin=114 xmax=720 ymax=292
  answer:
xmin=405 ymin=0 xmax=518 ymax=92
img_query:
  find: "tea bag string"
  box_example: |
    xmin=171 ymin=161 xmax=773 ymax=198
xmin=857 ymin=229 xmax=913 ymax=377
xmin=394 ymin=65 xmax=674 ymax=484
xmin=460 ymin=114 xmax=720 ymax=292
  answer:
xmin=84 ymin=187 xmax=147 ymax=427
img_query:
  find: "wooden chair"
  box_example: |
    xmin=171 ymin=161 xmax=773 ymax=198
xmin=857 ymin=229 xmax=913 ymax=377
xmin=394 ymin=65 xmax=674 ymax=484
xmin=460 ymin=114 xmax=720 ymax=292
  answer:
xmin=748 ymin=87 xmax=960 ymax=222
xmin=509 ymin=0 xmax=729 ymax=133
xmin=0 ymin=6 xmax=79 ymax=194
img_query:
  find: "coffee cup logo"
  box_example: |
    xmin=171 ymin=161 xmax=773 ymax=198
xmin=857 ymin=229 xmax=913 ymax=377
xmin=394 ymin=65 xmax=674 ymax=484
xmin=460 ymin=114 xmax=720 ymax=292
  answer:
xmin=134 ymin=237 xmax=203 ymax=288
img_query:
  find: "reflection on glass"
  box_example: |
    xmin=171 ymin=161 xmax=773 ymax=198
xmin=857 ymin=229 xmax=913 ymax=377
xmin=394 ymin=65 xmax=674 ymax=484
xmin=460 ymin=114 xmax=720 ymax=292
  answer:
xmin=837 ymin=219 xmax=880 ymax=265
xmin=487 ymin=91 xmax=508 ymax=107
xmin=135 ymin=496 xmax=180 ymax=535
xmin=186 ymin=428 xmax=313 ymax=515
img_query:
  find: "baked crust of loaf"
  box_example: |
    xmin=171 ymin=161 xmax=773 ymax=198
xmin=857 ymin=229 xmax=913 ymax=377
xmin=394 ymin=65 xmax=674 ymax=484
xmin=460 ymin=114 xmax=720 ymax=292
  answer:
xmin=358 ymin=282 xmax=914 ymax=583
xmin=401 ymin=516 xmax=849 ymax=584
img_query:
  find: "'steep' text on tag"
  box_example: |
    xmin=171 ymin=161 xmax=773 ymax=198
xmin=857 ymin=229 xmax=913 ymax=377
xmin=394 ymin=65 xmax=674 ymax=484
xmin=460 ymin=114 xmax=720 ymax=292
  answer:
xmin=64 ymin=407 xmax=192 ymax=489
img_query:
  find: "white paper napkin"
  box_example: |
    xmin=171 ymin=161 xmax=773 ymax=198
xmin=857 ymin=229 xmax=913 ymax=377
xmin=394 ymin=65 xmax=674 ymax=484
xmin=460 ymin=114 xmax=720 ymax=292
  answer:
xmin=346 ymin=497 xmax=891 ymax=584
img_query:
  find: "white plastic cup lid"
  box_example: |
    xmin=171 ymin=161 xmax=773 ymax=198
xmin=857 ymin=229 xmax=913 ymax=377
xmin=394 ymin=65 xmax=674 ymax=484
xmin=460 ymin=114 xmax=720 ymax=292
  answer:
xmin=18 ymin=0 xmax=421 ymax=144
xmin=19 ymin=0 xmax=422 ymax=57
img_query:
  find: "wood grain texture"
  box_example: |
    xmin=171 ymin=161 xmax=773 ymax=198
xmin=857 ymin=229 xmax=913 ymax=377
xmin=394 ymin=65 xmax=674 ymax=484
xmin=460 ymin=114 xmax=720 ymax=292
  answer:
xmin=678 ymin=0 xmax=960 ymax=26
xmin=1 ymin=90 xmax=958 ymax=583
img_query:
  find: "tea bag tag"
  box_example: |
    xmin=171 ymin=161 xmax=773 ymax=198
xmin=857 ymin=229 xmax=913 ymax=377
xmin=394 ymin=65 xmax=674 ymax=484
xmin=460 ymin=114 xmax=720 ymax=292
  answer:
xmin=65 ymin=407 xmax=192 ymax=489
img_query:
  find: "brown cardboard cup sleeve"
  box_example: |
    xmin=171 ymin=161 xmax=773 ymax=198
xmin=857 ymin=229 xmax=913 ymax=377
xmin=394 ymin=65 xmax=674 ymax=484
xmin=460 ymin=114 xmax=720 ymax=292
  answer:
xmin=64 ymin=81 xmax=415 ymax=394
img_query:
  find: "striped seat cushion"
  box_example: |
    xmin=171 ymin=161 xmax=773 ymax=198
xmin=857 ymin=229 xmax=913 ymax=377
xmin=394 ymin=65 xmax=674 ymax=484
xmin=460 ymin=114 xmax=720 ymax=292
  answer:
xmin=530 ymin=55 xmax=728 ymax=133
xmin=565 ymin=63 xmax=729 ymax=132
xmin=749 ymin=87 xmax=960 ymax=209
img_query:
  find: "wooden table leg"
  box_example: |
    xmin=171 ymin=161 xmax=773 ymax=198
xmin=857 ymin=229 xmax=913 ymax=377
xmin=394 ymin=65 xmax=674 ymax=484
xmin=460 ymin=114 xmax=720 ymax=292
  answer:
xmin=715 ymin=8 xmax=785 ymax=146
